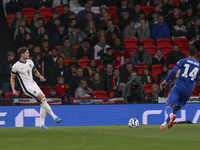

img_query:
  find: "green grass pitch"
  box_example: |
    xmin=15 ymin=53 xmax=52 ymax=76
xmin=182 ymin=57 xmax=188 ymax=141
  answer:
xmin=0 ymin=124 xmax=199 ymax=150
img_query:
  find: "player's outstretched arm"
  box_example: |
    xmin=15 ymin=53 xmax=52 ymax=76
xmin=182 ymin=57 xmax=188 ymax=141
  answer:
xmin=33 ymin=68 xmax=45 ymax=81
xmin=10 ymin=73 xmax=18 ymax=96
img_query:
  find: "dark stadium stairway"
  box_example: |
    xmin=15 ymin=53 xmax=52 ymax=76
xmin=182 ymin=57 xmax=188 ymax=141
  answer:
xmin=0 ymin=2 xmax=17 ymax=65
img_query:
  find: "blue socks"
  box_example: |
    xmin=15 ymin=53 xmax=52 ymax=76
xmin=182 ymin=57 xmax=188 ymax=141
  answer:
xmin=165 ymin=105 xmax=173 ymax=123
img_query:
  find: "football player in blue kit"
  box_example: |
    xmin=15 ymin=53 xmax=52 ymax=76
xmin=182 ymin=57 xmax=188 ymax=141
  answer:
xmin=160 ymin=48 xmax=200 ymax=129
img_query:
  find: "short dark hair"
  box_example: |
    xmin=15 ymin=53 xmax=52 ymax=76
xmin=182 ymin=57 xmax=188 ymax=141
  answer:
xmin=18 ymin=47 xmax=29 ymax=56
xmin=189 ymin=48 xmax=197 ymax=56
xmin=173 ymin=44 xmax=179 ymax=48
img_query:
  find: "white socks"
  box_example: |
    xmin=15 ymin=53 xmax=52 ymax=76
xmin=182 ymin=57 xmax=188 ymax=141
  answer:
xmin=40 ymin=98 xmax=57 ymax=126
xmin=162 ymin=121 xmax=167 ymax=127
xmin=40 ymin=106 xmax=47 ymax=127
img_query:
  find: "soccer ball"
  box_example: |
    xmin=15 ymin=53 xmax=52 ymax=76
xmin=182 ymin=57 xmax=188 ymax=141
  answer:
xmin=128 ymin=118 xmax=139 ymax=128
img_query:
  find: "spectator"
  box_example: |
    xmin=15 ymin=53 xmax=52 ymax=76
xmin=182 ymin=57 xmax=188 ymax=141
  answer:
xmin=137 ymin=19 xmax=151 ymax=40
xmin=97 ymin=5 xmax=108 ymax=22
xmin=75 ymin=79 xmax=93 ymax=99
xmin=15 ymin=25 xmax=27 ymax=48
xmin=55 ymin=76 xmax=69 ymax=98
xmin=171 ymin=17 xmax=187 ymax=40
xmin=61 ymin=94 xmax=71 ymax=105
xmin=65 ymin=11 xmax=76 ymax=28
xmin=152 ymin=15 xmax=170 ymax=42
xmin=152 ymin=49 xmax=165 ymax=65
xmin=59 ymin=4 xmax=70 ymax=26
xmin=188 ymin=16 xmax=200 ymax=41
xmin=9 ymin=87 xmax=24 ymax=105
xmin=119 ymin=57 xmax=132 ymax=72
xmin=80 ymin=12 xmax=95 ymax=30
xmin=135 ymin=11 xmax=149 ymax=29
xmin=166 ymin=44 xmax=185 ymax=65
xmin=90 ymin=72 xmax=105 ymax=90
xmin=117 ymin=10 xmax=131 ymax=33
xmin=46 ymin=11 xmax=60 ymax=32
xmin=157 ymin=64 xmax=168 ymax=85
xmin=94 ymin=36 xmax=110 ymax=60
xmin=76 ymin=3 xmax=96 ymax=23
xmin=67 ymin=18 xmax=76 ymax=36
xmin=178 ymin=0 xmax=190 ymax=12
xmin=149 ymin=84 xmax=161 ymax=103
xmin=84 ymin=59 xmax=99 ymax=78
xmin=69 ymin=67 xmax=90 ymax=95
xmin=76 ymin=38 xmax=94 ymax=59
xmin=109 ymin=68 xmax=121 ymax=92
xmin=123 ymin=19 xmax=137 ymax=39
xmin=149 ymin=12 xmax=158 ymax=31
xmin=6 ymin=0 xmax=24 ymax=15
xmin=52 ymin=0 xmax=68 ymax=8
xmin=161 ymin=0 xmax=177 ymax=18
xmin=107 ymin=32 xmax=118 ymax=48
xmin=32 ymin=45 xmax=41 ymax=56
xmin=14 ymin=20 xmax=31 ymax=40
xmin=11 ymin=11 xmax=28 ymax=32
xmin=30 ymin=10 xmax=41 ymax=30
xmin=182 ymin=6 xmax=194 ymax=25
xmin=132 ymin=3 xmax=145 ymax=20
xmin=116 ymin=0 xmax=133 ymax=20
xmin=98 ymin=12 xmax=109 ymax=30
xmin=123 ymin=70 xmax=147 ymax=103
xmin=166 ymin=7 xmax=181 ymax=29
xmin=106 ymin=22 xmax=121 ymax=41
xmin=59 ymin=39 xmax=75 ymax=59
xmin=25 ymin=33 xmax=34 ymax=51
xmin=69 ymin=24 xmax=87 ymax=46
xmin=33 ymin=26 xmax=48 ymax=45
xmin=52 ymin=23 xmax=68 ymax=47
xmin=46 ymin=48 xmax=59 ymax=70
xmin=148 ymin=4 xmax=162 ymax=22
xmin=113 ymin=82 xmax=125 ymax=98
xmin=65 ymin=56 xmax=81 ymax=74
xmin=131 ymin=42 xmax=152 ymax=67
xmin=50 ymin=56 xmax=68 ymax=87
xmin=40 ymin=39 xmax=52 ymax=58
xmin=0 ymin=88 xmax=4 ymax=104
xmin=31 ymin=17 xmax=45 ymax=36
xmin=0 ymin=51 xmax=16 ymax=95
xmin=35 ymin=0 xmax=52 ymax=9
xmin=142 ymin=68 xmax=155 ymax=84
xmin=33 ymin=52 xmax=50 ymax=85
xmin=47 ymin=88 xmax=60 ymax=98
xmin=48 ymin=18 xmax=61 ymax=36
xmin=84 ymin=21 xmax=98 ymax=42
xmin=100 ymin=48 xmax=115 ymax=66
xmin=120 ymin=62 xmax=139 ymax=83
xmin=138 ymin=0 xmax=154 ymax=6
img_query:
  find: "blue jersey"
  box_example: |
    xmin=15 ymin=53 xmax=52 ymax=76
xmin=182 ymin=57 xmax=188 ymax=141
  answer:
xmin=175 ymin=58 xmax=200 ymax=90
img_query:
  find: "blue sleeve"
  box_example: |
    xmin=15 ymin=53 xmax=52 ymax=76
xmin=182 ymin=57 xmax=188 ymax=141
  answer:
xmin=165 ymin=65 xmax=179 ymax=82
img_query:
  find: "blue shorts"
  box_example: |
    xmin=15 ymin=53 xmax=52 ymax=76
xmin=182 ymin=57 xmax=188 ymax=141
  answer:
xmin=166 ymin=86 xmax=191 ymax=107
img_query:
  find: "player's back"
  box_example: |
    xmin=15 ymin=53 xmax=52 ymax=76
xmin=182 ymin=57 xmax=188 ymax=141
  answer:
xmin=175 ymin=58 xmax=200 ymax=90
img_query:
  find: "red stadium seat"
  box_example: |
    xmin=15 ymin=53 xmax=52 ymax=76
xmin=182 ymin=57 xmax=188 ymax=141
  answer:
xmin=78 ymin=59 xmax=90 ymax=68
xmin=39 ymin=7 xmax=53 ymax=14
xmin=22 ymin=93 xmax=27 ymax=98
xmin=74 ymin=45 xmax=79 ymax=54
xmin=141 ymin=6 xmax=155 ymax=16
xmin=55 ymin=7 xmax=64 ymax=15
xmin=108 ymin=6 xmax=117 ymax=20
xmin=55 ymin=45 xmax=62 ymax=53
xmin=139 ymin=38 xmax=154 ymax=46
xmin=92 ymin=90 xmax=108 ymax=98
xmin=64 ymin=59 xmax=71 ymax=66
xmin=25 ymin=14 xmax=34 ymax=24
xmin=168 ymin=64 xmax=176 ymax=69
xmin=156 ymin=38 xmax=171 ymax=46
xmin=5 ymin=92 xmax=13 ymax=99
xmin=143 ymin=83 xmax=153 ymax=97
xmin=181 ymin=11 xmax=187 ymax=16
xmin=174 ymin=0 xmax=180 ymax=5
xmin=114 ymin=19 xmax=119 ymax=25
xmin=157 ymin=44 xmax=173 ymax=50
xmin=151 ymin=64 xmax=162 ymax=83
xmin=96 ymin=59 xmax=100 ymax=66
xmin=125 ymin=45 xmax=137 ymax=53
xmin=135 ymin=65 xmax=148 ymax=76
xmin=40 ymin=13 xmax=52 ymax=24
xmin=109 ymin=91 xmax=115 ymax=98
xmin=173 ymin=38 xmax=189 ymax=52
xmin=191 ymin=89 xmax=199 ymax=96
xmin=39 ymin=85 xmax=51 ymax=97
xmin=196 ymin=83 xmax=200 ymax=93
xmin=98 ymin=65 xmax=104 ymax=71
xmin=7 ymin=14 xmax=15 ymax=27
xmin=22 ymin=8 xmax=35 ymax=16
xmin=115 ymin=65 xmax=122 ymax=68
xmin=182 ymin=51 xmax=188 ymax=58
xmin=123 ymin=38 xmax=137 ymax=46
xmin=143 ymin=44 xmax=156 ymax=57
xmin=198 ymin=10 xmax=200 ymax=16
xmin=128 ymin=6 xmax=135 ymax=9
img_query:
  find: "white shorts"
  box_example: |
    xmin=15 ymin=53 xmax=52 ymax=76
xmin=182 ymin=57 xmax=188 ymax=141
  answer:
xmin=21 ymin=82 xmax=45 ymax=99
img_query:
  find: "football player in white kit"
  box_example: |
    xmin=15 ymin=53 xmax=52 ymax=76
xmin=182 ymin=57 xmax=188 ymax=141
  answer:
xmin=10 ymin=47 xmax=62 ymax=129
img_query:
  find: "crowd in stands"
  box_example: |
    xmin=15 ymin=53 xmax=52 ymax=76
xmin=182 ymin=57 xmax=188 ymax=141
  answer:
xmin=1 ymin=0 xmax=200 ymax=105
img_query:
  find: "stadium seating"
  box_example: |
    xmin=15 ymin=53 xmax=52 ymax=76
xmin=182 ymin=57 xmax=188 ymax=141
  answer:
xmin=168 ymin=64 xmax=176 ymax=69
xmin=25 ymin=14 xmax=34 ymax=24
xmin=141 ymin=6 xmax=155 ymax=16
xmin=143 ymin=83 xmax=153 ymax=97
xmin=125 ymin=45 xmax=137 ymax=53
xmin=190 ymin=89 xmax=199 ymax=96
xmin=151 ymin=64 xmax=162 ymax=83
xmin=109 ymin=91 xmax=115 ymax=98
xmin=92 ymin=90 xmax=108 ymax=98
xmin=64 ymin=59 xmax=71 ymax=66
xmin=108 ymin=6 xmax=117 ymax=20
xmin=135 ymin=65 xmax=148 ymax=76
xmin=55 ymin=7 xmax=64 ymax=15
xmin=55 ymin=45 xmax=62 ymax=53
xmin=139 ymin=38 xmax=154 ymax=46
xmin=123 ymin=38 xmax=137 ymax=46
xmin=98 ymin=65 xmax=104 ymax=71
xmin=78 ymin=59 xmax=90 ymax=68
xmin=7 ymin=14 xmax=15 ymax=27
xmin=74 ymin=45 xmax=79 ymax=54
xmin=156 ymin=38 xmax=171 ymax=46
xmin=22 ymin=8 xmax=35 ymax=16
xmin=174 ymin=0 xmax=180 ymax=5
xmin=195 ymin=83 xmax=200 ymax=93
xmin=173 ymin=38 xmax=189 ymax=52
xmin=143 ymin=44 xmax=156 ymax=57
xmin=39 ymin=7 xmax=53 ymax=23
xmin=39 ymin=85 xmax=51 ymax=97
xmin=5 ymin=92 xmax=13 ymax=99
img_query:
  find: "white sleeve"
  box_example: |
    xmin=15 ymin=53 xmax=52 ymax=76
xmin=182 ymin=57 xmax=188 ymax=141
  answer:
xmin=11 ymin=64 xmax=18 ymax=74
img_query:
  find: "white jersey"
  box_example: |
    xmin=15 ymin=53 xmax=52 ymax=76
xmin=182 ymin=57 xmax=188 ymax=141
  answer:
xmin=11 ymin=59 xmax=44 ymax=98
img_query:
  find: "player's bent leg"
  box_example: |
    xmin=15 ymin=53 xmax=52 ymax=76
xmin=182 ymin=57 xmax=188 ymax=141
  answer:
xmin=37 ymin=93 xmax=63 ymax=124
xmin=159 ymin=103 xmax=173 ymax=129
xmin=168 ymin=114 xmax=176 ymax=129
